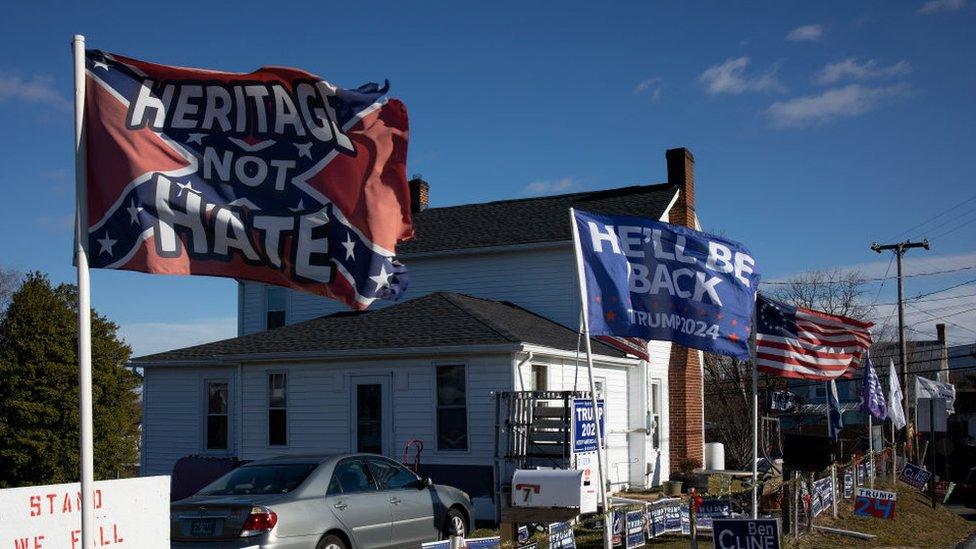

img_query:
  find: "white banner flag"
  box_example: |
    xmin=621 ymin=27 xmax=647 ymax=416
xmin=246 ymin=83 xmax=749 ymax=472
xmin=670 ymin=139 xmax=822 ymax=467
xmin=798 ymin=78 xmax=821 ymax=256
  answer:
xmin=888 ymin=360 xmax=907 ymax=430
xmin=915 ymin=376 xmax=956 ymax=414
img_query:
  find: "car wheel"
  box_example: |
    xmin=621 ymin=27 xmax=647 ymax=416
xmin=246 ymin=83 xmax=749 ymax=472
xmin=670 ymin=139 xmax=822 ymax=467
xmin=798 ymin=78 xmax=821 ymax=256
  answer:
xmin=442 ymin=507 xmax=468 ymax=539
xmin=317 ymin=534 xmax=348 ymax=549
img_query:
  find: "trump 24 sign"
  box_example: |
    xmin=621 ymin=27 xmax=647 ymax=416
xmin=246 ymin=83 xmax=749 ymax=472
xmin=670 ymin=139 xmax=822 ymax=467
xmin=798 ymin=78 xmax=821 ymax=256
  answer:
xmin=854 ymin=488 xmax=896 ymax=520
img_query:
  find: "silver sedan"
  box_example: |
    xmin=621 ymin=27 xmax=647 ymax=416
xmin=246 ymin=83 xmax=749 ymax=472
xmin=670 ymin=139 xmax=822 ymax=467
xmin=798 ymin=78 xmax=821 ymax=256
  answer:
xmin=170 ymin=454 xmax=474 ymax=549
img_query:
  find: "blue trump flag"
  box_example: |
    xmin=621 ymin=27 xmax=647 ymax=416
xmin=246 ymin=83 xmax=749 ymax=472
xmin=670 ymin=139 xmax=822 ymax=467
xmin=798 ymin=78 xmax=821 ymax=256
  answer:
xmin=571 ymin=209 xmax=761 ymax=360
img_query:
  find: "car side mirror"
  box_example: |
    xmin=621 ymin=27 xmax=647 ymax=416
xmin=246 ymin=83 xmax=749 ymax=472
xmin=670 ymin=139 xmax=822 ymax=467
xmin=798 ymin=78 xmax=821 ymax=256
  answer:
xmin=418 ymin=476 xmax=432 ymax=489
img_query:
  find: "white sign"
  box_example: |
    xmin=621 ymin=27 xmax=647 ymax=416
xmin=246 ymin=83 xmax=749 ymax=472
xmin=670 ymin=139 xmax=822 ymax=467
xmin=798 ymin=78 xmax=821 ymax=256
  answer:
xmin=917 ymin=398 xmax=949 ymax=432
xmin=915 ymin=377 xmax=955 ymax=414
xmin=0 ymin=476 xmax=170 ymax=549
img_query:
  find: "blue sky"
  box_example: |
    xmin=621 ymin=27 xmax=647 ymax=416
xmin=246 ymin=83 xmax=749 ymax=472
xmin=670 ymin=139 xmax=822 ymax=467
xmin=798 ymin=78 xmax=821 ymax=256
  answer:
xmin=1 ymin=0 xmax=975 ymax=355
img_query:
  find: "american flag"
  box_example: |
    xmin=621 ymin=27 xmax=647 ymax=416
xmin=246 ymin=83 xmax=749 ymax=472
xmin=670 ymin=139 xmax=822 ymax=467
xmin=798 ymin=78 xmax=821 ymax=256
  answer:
xmin=756 ymin=294 xmax=873 ymax=380
xmin=596 ymin=336 xmax=649 ymax=361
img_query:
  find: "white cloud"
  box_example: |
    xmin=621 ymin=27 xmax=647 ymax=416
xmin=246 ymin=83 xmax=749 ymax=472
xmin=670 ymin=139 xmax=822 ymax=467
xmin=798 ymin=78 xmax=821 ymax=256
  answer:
xmin=698 ymin=57 xmax=785 ymax=95
xmin=786 ymin=24 xmax=824 ymax=42
xmin=522 ymin=177 xmax=582 ymax=196
xmin=120 ymin=316 xmax=237 ymax=358
xmin=0 ymin=71 xmax=70 ymax=110
xmin=634 ymin=77 xmax=663 ymax=102
xmin=918 ymin=0 xmax=966 ymax=14
xmin=766 ymin=83 xmax=909 ymax=128
xmin=816 ymin=58 xmax=912 ymax=85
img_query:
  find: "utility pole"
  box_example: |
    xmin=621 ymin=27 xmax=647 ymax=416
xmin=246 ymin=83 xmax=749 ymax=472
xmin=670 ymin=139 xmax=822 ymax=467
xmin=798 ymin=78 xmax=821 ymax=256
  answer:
xmin=871 ymin=239 xmax=929 ymax=461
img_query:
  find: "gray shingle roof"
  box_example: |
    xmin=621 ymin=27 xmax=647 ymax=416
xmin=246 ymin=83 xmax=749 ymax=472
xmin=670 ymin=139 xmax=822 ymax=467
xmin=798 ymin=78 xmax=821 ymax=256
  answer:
xmin=397 ymin=183 xmax=678 ymax=254
xmin=132 ymin=292 xmax=628 ymax=364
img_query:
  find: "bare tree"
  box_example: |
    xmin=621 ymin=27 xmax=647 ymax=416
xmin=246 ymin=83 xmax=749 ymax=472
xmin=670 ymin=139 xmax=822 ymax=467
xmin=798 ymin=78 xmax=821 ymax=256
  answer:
xmin=768 ymin=268 xmax=873 ymax=320
xmin=0 ymin=266 xmax=20 ymax=315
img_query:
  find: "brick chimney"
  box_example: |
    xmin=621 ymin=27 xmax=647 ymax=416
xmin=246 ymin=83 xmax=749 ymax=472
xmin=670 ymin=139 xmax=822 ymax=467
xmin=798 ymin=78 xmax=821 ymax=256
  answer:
xmin=664 ymin=147 xmax=705 ymax=470
xmin=408 ymin=177 xmax=429 ymax=213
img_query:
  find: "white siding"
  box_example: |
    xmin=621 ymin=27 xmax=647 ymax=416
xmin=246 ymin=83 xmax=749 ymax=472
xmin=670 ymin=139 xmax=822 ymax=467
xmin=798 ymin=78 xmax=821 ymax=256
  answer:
xmin=239 ymin=353 xmax=513 ymax=466
xmin=517 ymin=355 xmax=632 ymax=489
xmin=142 ymin=366 xmax=237 ymax=476
xmin=240 ymin=244 xmax=582 ymax=335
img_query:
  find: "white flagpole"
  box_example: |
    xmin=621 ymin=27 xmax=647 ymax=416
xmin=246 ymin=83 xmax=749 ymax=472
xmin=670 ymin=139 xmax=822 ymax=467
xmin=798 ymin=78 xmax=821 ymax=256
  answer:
xmin=72 ymin=34 xmax=95 ymax=549
xmin=568 ymin=208 xmax=612 ymax=549
xmin=868 ymin=415 xmax=875 ymax=489
xmin=750 ymin=295 xmax=759 ymax=519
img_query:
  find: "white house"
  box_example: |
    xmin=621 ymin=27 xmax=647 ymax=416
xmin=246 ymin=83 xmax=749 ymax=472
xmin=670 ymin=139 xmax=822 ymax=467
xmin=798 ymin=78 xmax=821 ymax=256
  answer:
xmin=134 ymin=147 xmax=708 ymax=521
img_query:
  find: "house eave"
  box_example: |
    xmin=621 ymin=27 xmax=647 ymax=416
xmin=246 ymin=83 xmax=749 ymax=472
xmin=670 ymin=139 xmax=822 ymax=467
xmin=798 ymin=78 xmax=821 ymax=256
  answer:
xmin=131 ymin=342 xmax=523 ymax=368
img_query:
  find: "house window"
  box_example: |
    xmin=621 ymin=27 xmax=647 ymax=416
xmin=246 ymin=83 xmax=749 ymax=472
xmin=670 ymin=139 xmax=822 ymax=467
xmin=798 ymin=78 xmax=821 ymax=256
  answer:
xmin=650 ymin=380 xmax=662 ymax=449
xmin=436 ymin=365 xmax=468 ymax=451
xmin=206 ymin=381 xmax=228 ymax=450
xmin=266 ymin=287 xmax=286 ymax=329
xmin=531 ymin=364 xmax=547 ymax=391
xmin=268 ymin=372 xmax=287 ymax=446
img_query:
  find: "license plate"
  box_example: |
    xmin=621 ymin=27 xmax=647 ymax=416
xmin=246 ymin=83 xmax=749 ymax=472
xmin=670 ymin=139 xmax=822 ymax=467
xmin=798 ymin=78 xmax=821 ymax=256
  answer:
xmin=191 ymin=519 xmax=216 ymax=536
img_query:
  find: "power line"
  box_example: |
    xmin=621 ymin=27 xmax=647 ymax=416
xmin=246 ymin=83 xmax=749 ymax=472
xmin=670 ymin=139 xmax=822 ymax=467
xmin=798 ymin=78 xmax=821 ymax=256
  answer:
xmin=702 ymin=354 xmax=976 ymax=396
xmin=883 ymin=191 xmax=976 ymax=242
xmin=906 ymin=302 xmax=976 ymax=337
xmin=930 ymin=215 xmax=976 ymax=242
xmin=761 ymin=264 xmax=975 ymax=285
xmin=914 ymin=206 xmax=976 ymax=240
xmin=875 ymin=291 xmax=976 ymax=306
xmin=911 ymin=278 xmax=976 ymax=300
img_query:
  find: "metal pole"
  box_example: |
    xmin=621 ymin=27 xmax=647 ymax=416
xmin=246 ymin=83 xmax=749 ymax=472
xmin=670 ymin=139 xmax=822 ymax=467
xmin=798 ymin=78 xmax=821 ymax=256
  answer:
xmin=568 ymin=208 xmax=612 ymax=549
xmin=72 ymin=33 xmax=95 ymax=549
xmin=929 ymin=399 xmax=936 ymax=509
xmin=868 ymin=415 xmax=874 ymax=489
xmin=831 ymin=464 xmax=838 ymax=519
xmin=750 ymin=297 xmax=759 ymax=519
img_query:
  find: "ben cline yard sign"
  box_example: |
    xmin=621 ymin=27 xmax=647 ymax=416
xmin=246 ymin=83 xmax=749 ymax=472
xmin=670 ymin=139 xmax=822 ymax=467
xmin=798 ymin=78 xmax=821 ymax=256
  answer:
xmin=0 ymin=476 xmax=169 ymax=548
xmin=854 ymin=488 xmax=896 ymax=520
xmin=899 ymin=462 xmax=933 ymax=490
xmin=711 ymin=519 xmax=780 ymax=549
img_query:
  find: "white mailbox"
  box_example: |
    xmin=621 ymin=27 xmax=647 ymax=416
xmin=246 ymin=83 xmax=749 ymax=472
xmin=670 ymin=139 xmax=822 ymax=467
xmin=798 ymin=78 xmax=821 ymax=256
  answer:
xmin=511 ymin=468 xmax=598 ymax=513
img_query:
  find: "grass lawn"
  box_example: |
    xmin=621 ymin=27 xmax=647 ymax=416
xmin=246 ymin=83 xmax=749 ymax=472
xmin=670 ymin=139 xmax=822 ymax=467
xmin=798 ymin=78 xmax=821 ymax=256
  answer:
xmin=471 ymin=481 xmax=974 ymax=548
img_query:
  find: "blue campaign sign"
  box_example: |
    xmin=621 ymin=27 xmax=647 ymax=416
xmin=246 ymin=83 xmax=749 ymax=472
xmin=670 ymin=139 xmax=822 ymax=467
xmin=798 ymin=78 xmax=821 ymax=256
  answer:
xmin=810 ymin=476 xmax=833 ymax=518
xmin=626 ymin=510 xmax=646 ymax=548
xmin=696 ymin=498 xmax=733 ymax=528
xmin=899 ymin=462 xmax=933 ymax=490
xmin=712 ymin=519 xmax=781 ymax=549
xmin=572 ymin=398 xmax=606 ymax=454
xmin=572 ymin=209 xmax=760 ymax=360
xmin=548 ymin=521 xmax=576 ymax=549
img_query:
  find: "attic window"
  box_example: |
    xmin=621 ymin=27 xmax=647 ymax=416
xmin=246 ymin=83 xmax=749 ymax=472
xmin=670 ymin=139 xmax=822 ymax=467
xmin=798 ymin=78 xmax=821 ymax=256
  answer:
xmin=266 ymin=286 xmax=286 ymax=329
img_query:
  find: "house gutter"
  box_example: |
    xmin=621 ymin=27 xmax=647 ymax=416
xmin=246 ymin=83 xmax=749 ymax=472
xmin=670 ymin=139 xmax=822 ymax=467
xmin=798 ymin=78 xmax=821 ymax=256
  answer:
xmin=131 ymin=343 xmax=522 ymax=368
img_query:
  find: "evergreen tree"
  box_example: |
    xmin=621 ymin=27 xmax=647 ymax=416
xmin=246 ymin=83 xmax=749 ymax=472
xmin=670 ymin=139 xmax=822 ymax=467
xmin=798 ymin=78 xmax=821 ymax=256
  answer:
xmin=0 ymin=272 xmax=141 ymax=487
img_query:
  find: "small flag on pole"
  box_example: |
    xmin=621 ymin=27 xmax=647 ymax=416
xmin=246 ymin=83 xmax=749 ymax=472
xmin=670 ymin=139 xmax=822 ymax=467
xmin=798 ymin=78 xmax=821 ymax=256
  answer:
xmin=860 ymin=354 xmax=888 ymax=420
xmin=827 ymin=379 xmax=844 ymax=440
xmin=755 ymin=294 xmax=873 ymax=380
xmin=888 ymin=360 xmax=907 ymax=430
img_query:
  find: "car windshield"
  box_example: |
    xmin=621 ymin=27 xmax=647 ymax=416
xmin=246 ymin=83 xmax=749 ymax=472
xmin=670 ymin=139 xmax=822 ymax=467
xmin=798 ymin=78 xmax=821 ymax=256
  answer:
xmin=198 ymin=463 xmax=318 ymax=495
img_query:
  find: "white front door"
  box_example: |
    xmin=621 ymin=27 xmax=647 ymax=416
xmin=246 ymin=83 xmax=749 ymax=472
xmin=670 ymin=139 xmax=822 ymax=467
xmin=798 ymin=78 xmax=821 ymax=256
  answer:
xmin=351 ymin=375 xmax=393 ymax=457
